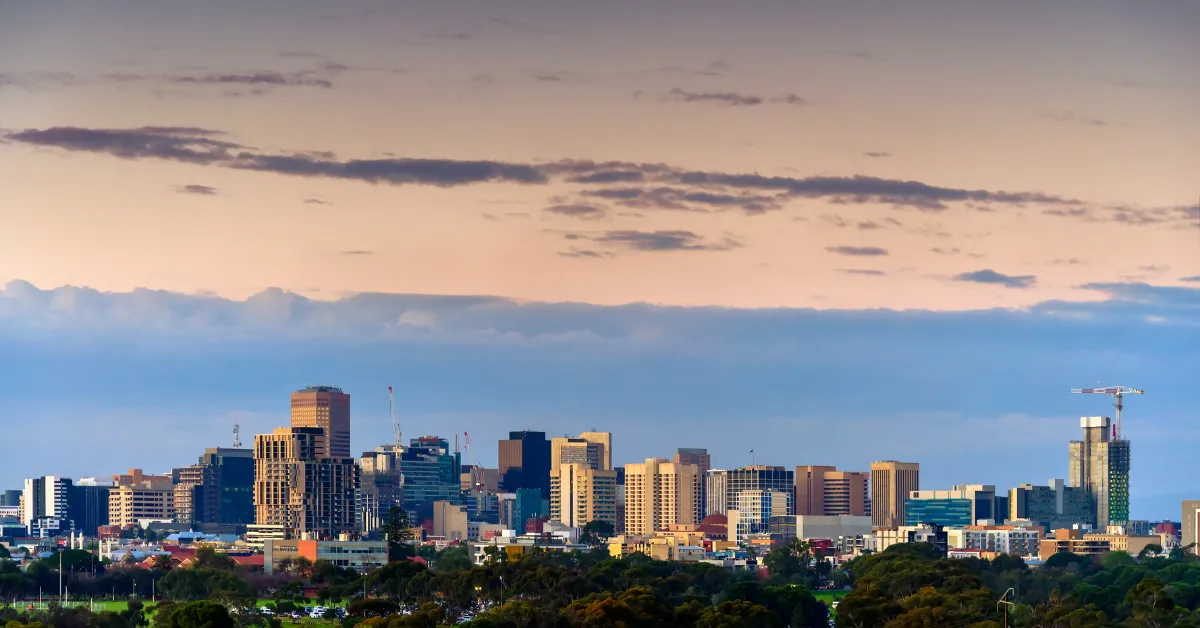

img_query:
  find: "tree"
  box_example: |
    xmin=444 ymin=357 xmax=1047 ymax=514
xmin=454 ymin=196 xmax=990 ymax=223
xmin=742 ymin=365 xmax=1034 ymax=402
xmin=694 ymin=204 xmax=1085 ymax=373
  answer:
xmin=0 ymin=544 xmax=9 ymax=559
xmin=434 ymin=546 xmax=473 ymax=573
xmin=381 ymin=506 xmax=416 ymax=561
xmin=578 ymin=521 xmax=615 ymax=548
xmin=157 ymin=601 xmax=235 ymax=628
xmin=151 ymin=554 xmax=179 ymax=572
xmin=193 ymin=547 xmax=237 ymax=571
xmin=144 ymin=530 xmax=159 ymax=543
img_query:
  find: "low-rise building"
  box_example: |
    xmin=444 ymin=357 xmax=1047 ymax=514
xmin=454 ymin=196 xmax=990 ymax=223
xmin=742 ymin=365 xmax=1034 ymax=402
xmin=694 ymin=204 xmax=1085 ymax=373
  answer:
xmin=948 ymin=525 xmax=1042 ymax=556
xmin=874 ymin=524 xmax=948 ymax=555
xmin=1038 ymin=528 xmax=1111 ymax=560
xmin=263 ymin=539 xmax=388 ymax=574
xmin=770 ymin=515 xmax=873 ymax=544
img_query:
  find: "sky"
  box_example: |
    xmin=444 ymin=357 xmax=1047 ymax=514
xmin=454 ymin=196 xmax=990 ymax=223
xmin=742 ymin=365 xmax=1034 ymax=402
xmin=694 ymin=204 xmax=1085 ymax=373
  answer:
xmin=1 ymin=1 xmax=1198 ymax=519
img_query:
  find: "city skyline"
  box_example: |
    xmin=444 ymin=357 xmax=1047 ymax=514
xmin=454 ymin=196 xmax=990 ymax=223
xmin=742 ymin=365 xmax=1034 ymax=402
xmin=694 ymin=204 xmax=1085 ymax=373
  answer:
xmin=2 ymin=2 xmax=1197 ymax=521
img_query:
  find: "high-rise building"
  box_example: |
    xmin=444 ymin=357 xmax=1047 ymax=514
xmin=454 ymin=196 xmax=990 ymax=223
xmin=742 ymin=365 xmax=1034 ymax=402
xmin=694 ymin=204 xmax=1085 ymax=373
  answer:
xmin=871 ymin=461 xmax=920 ymax=529
xmin=399 ymin=436 xmax=462 ymax=515
xmin=1 ymin=490 xmax=20 ymax=507
xmin=705 ymin=466 xmax=794 ymax=517
xmin=254 ymin=427 xmax=359 ymax=539
xmin=579 ymin=432 xmax=613 ymax=471
xmin=291 ymin=386 xmax=352 ymax=460
xmin=432 ymin=500 xmax=469 ymax=542
xmin=549 ymin=463 xmax=618 ymax=528
xmin=674 ymin=448 xmax=711 ymax=517
xmin=1009 ymin=479 xmax=1095 ymax=531
xmin=795 ymin=466 xmax=869 ymax=517
xmin=623 ymin=458 xmax=700 ymax=535
xmin=1183 ymin=500 xmax=1200 ymax=554
xmin=551 ymin=437 xmax=605 ymax=472
xmin=728 ymin=490 xmax=789 ymax=542
xmin=1069 ymin=416 xmax=1130 ymax=527
xmin=499 ymin=488 xmax=545 ymax=532
xmin=905 ymin=484 xmax=999 ymax=527
xmin=22 ymin=476 xmax=72 ymax=535
xmin=499 ymin=431 xmax=551 ymax=499
xmin=110 ymin=469 xmax=175 ymax=528
xmin=358 ymin=446 xmax=403 ymax=534
xmin=174 ymin=448 xmax=255 ymax=527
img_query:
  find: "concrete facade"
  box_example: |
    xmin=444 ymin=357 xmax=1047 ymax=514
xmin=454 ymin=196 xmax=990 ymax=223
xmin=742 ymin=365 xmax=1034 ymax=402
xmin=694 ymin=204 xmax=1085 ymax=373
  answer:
xmin=1068 ymin=416 xmax=1130 ymax=527
xmin=624 ymin=458 xmax=701 ymax=535
xmin=871 ymin=461 xmax=920 ymax=529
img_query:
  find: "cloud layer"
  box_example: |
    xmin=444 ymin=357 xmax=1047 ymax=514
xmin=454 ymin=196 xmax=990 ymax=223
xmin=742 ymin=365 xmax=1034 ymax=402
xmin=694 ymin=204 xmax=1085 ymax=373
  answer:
xmin=5 ymin=125 xmax=1111 ymax=219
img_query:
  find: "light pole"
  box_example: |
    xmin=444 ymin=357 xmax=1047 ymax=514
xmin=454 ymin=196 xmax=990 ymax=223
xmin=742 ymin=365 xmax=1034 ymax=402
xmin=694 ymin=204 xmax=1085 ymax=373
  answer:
xmin=997 ymin=587 xmax=1015 ymax=628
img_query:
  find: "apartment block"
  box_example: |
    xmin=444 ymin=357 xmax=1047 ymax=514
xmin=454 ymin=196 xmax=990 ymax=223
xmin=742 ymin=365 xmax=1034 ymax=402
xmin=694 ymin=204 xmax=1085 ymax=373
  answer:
xmin=948 ymin=525 xmax=1042 ymax=556
xmin=551 ymin=437 xmax=606 ymax=473
xmin=795 ymin=466 xmax=869 ymax=517
xmin=871 ymin=461 xmax=920 ymax=529
xmin=549 ymin=463 xmax=618 ymax=528
xmin=624 ymin=458 xmax=701 ymax=535
xmin=254 ymin=427 xmax=359 ymax=539
xmin=109 ymin=469 xmax=175 ymax=528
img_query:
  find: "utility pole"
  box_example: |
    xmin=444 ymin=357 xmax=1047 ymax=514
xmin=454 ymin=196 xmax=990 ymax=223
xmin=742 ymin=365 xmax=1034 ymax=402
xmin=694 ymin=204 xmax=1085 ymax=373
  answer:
xmin=997 ymin=587 xmax=1015 ymax=628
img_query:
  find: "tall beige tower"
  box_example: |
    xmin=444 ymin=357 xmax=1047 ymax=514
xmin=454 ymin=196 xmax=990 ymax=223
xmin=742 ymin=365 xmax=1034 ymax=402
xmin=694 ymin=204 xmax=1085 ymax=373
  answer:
xmin=623 ymin=458 xmax=700 ymax=535
xmin=796 ymin=466 xmax=869 ymax=517
xmin=290 ymin=386 xmax=351 ymax=459
xmin=551 ymin=435 xmax=607 ymax=473
xmin=550 ymin=463 xmax=618 ymax=528
xmin=870 ymin=461 xmax=919 ymax=529
xmin=254 ymin=427 xmax=358 ymax=539
xmin=579 ymin=431 xmax=612 ymax=470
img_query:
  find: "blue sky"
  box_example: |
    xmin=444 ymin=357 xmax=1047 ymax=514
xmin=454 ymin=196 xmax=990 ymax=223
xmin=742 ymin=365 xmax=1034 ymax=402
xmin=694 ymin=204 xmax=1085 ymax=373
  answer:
xmin=1 ymin=1 xmax=1197 ymax=522
xmin=2 ymin=279 xmax=1197 ymax=519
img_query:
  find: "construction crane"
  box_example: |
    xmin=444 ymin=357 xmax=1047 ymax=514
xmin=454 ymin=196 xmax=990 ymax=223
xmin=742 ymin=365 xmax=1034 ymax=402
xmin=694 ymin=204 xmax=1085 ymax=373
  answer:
xmin=1070 ymin=385 xmax=1144 ymax=440
xmin=388 ymin=386 xmax=402 ymax=452
xmin=463 ymin=431 xmax=482 ymax=490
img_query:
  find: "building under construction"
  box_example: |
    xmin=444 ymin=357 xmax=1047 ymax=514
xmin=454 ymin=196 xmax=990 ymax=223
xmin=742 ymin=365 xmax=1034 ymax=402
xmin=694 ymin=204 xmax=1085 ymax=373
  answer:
xmin=1068 ymin=416 xmax=1130 ymax=528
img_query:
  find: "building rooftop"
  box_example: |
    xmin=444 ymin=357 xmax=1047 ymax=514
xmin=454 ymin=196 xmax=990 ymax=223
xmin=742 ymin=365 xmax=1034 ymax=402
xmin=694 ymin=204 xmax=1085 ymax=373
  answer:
xmin=296 ymin=385 xmax=344 ymax=394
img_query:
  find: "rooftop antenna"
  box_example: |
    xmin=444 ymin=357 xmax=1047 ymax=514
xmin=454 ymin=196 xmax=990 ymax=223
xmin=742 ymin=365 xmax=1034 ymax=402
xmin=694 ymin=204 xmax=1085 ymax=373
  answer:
xmin=232 ymin=424 xmax=241 ymax=448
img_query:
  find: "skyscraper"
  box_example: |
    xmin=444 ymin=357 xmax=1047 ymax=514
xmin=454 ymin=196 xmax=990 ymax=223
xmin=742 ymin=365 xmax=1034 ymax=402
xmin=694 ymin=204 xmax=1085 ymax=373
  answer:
xmin=22 ymin=476 xmax=72 ymax=535
xmin=549 ymin=463 xmax=618 ymax=528
xmin=1069 ymin=416 xmax=1130 ymax=527
xmin=673 ymin=448 xmax=711 ymax=517
xmin=579 ymin=432 xmax=613 ymax=471
xmin=795 ymin=466 xmax=870 ymax=517
xmin=499 ymin=431 xmax=551 ymax=499
xmin=704 ymin=466 xmax=794 ymax=517
xmin=358 ymin=446 xmax=403 ymax=534
xmin=623 ymin=458 xmax=700 ymax=535
xmin=551 ymin=437 xmax=605 ymax=473
xmin=398 ymin=436 xmax=462 ymax=515
xmin=254 ymin=427 xmax=359 ymax=539
xmin=174 ymin=448 xmax=254 ymax=527
xmin=871 ymin=461 xmax=920 ymax=529
xmin=291 ymin=386 xmax=351 ymax=459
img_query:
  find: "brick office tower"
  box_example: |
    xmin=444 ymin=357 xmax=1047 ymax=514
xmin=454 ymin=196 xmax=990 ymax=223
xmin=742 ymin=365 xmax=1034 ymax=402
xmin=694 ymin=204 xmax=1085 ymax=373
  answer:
xmin=291 ymin=386 xmax=351 ymax=459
